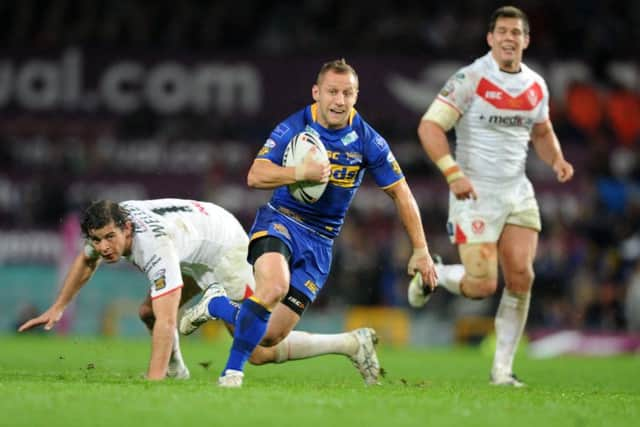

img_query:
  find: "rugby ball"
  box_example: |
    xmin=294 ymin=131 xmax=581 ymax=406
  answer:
xmin=282 ymin=131 xmax=329 ymax=203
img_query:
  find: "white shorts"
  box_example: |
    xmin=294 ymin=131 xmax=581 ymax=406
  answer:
xmin=211 ymin=242 xmax=256 ymax=302
xmin=179 ymin=243 xmax=256 ymax=303
xmin=447 ymin=176 xmax=541 ymax=244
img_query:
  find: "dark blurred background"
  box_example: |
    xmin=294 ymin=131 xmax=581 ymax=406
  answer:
xmin=2 ymin=0 xmax=640 ymax=343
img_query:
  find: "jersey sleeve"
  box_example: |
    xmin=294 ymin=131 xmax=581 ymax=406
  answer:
xmin=255 ymin=121 xmax=295 ymax=165
xmin=435 ymin=66 xmax=478 ymax=115
xmin=535 ymin=78 xmax=551 ymax=124
xmin=364 ymin=131 xmax=404 ymax=189
xmin=141 ymin=237 xmax=184 ymax=300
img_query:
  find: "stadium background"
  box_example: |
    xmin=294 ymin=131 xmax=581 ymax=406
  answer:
xmin=1 ymin=0 xmax=639 ymax=349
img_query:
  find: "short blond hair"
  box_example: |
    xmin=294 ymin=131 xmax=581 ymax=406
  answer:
xmin=316 ymin=58 xmax=359 ymax=87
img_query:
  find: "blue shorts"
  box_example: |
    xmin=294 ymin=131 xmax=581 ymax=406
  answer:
xmin=248 ymin=205 xmax=333 ymax=303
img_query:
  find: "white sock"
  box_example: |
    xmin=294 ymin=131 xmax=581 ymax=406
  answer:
xmin=170 ymin=328 xmax=185 ymax=365
xmin=492 ymin=289 xmax=531 ymax=375
xmin=436 ymin=263 xmax=465 ymax=295
xmin=274 ymin=331 xmax=358 ymax=363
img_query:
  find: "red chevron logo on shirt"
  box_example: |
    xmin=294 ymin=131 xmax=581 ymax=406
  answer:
xmin=476 ymin=78 xmax=542 ymax=111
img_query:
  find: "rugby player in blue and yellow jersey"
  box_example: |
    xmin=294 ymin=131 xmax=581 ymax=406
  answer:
xmin=181 ymin=59 xmax=439 ymax=387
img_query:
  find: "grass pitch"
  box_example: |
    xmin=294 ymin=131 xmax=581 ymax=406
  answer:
xmin=1 ymin=334 xmax=638 ymax=427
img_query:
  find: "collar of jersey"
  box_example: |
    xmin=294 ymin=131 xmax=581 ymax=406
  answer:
xmin=486 ymin=51 xmax=523 ymax=75
xmin=308 ymin=103 xmax=357 ymax=141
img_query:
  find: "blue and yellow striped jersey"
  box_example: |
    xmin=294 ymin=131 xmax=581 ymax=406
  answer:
xmin=255 ymin=103 xmax=404 ymax=239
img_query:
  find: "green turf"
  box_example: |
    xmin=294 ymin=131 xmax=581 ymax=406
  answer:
xmin=0 ymin=334 xmax=638 ymax=427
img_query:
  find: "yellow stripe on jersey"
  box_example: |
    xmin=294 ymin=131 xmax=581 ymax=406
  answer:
xmin=250 ymin=230 xmax=269 ymax=241
xmin=380 ymin=177 xmax=406 ymax=191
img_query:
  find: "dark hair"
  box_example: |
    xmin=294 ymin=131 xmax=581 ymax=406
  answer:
xmin=316 ymin=58 xmax=359 ymax=87
xmin=488 ymin=5 xmax=530 ymax=35
xmin=80 ymin=200 xmax=129 ymax=237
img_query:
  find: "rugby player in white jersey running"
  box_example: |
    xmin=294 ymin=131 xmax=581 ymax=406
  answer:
xmin=19 ymin=199 xmax=383 ymax=382
xmin=409 ymin=6 xmax=574 ymax=386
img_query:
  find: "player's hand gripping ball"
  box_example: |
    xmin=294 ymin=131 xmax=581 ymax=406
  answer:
xmin=283 ymin=131 xmax=329 ymax=203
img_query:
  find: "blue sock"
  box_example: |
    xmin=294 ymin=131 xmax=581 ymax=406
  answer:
xmin=207 ymin=296 xmax=239 ymax=324
xmin=223 ymin=297 xmax=271 ymax=374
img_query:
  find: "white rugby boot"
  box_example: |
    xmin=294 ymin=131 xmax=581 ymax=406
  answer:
xmin=218 ymin=369 xmax=244 ymax=388
xmin=407 ymin=255 xmax=443 ymax=308
xmin=490 ymin=370 xmax=526 ymax=387
xmin=179 ymin=283 xmax=225 ymax=335
xmin=166 ymin=357 xmax=191 ymax=380
xmin=349 ymin=328 xmax=380 ymax=385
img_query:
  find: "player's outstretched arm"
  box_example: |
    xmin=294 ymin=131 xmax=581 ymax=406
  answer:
xmin=18 ymin=252 xmax=100 ymax=332
xmin=147 ymin=288 xmax=181 ymax=380
xmin=384 ymin=181 xmax=438 ymax=290
xmin=531 ymin=120 xmax=574 ymax=183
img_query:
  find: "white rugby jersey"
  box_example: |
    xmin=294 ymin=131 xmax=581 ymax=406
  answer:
xmin=85 ymin=199 xmax=251 ymax=299
xmin=436 ymin=52 xmax=549 ymax=183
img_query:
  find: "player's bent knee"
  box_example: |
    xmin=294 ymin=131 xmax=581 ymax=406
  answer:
xmin=254 ymin=270 xmax=290 ymax=306
xmin=459 ymin=244 xmax=498 ymax=298
xmin=256 ymin=282 xmax=289 ymax=307
xmin=271 ymin=282 xmax=290 ymax=300
xmin=505 ymin=267 xmax=535 ymax=293
xmin=463 ymin=276 xmax=498 ymax=298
